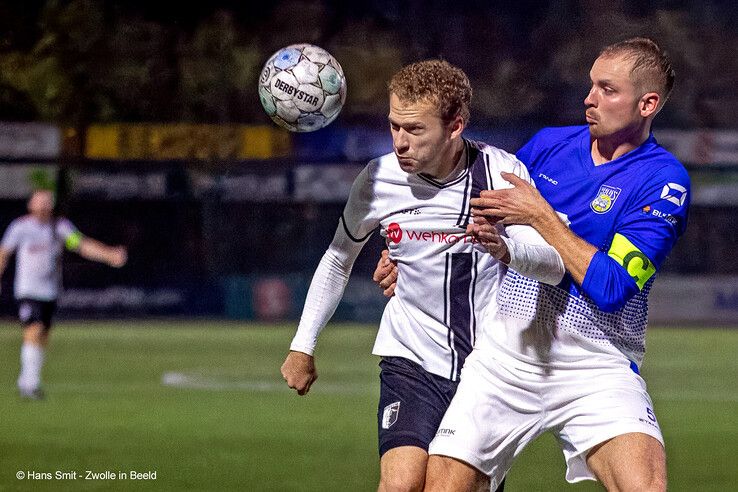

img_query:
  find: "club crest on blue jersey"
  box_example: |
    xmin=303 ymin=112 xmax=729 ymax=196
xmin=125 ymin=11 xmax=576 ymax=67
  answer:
xmin=382 ymin=401 xmax=400 ymax=429
xmin=590 ymin=185 xmax=622 ymax=214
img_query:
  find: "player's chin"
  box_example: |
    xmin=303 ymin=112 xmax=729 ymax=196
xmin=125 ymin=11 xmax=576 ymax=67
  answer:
xmin=398 ymin=160 xmax=418 ymax=173
xmin=587 ymin=122 xmax=606 ymax=138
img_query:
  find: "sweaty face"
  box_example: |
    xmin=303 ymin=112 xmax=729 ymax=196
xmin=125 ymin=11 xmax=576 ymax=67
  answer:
xmin=584 ymin=54 xmax=643 ymax=140
xmin=388 ymin=94 xmax=455 ymax=178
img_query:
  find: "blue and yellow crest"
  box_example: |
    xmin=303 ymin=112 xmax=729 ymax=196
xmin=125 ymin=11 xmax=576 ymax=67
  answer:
xmin=590 ymin=185 xmax=621 ymax=214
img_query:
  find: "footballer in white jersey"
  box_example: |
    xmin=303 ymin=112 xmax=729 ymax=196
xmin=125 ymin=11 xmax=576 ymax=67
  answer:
xmin=1 ymin=215 xmax=81 ymax=302
xmin=285 ymin=140 xmax=564 ymax=454
xmin=282 ymin=59 xmax=563 ymax=492
xmin=0 ymin=189 xmax=127 ymax=400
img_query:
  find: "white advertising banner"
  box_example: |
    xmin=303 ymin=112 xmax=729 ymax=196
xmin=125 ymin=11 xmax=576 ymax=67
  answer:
xmin=293 ymin=164 xmax=363 ymax=202
xmin=656 ymin=129 xmax=738 ymax=166
xmin=0 ymin=123 xmax=60 ymax=159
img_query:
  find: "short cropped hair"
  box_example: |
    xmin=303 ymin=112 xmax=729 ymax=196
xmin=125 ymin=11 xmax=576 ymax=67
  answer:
xmin=388 ymin=59 xmax=472 ymax=123
xmin=600 ymin=37 xmax=675 ymax=107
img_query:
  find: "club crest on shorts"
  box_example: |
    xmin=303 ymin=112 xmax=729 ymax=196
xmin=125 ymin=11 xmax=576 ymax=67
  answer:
xmin=382 ymin=401 xmax=400 ymax=429
xmin=590 ymin=185 xmax=621 ymax=214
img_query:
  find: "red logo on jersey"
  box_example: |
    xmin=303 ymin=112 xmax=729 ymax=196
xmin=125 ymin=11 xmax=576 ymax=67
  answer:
xmin=387 ymin=222 xmax=403 ymax=243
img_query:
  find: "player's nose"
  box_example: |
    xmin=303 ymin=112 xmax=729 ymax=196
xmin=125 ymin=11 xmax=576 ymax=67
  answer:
xmin=393 ymin=130 xmax=410 ymax=153
xmin=584 ymin=86 xmax=597 ymax=107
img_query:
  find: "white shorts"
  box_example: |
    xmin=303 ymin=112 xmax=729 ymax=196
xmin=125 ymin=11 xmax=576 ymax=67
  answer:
xmin=428 ymin=348 xmax=664 ymax=484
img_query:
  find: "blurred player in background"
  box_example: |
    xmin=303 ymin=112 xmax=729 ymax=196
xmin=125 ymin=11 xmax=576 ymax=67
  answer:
xmin=0 ymin=189 xmax=127 ymax=400
xmin=281 ymin=60 xmax=564 ymax=491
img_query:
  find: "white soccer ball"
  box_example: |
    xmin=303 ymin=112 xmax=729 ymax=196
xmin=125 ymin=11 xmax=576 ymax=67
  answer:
xmin=258 ymin=44 xmax=347 ymax=132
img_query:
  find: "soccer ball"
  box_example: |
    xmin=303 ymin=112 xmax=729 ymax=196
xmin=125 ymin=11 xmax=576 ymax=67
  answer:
xmin=258 ymin=44 xmax=347 ymax=132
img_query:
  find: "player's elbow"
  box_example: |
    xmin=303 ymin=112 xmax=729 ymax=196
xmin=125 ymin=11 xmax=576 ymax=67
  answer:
xmin=582 ymin=253 xmax=640 ymax=312
xmin=584 ymin=277 xmax=638 ymax=312
xmin=541 ymin=256 xmax=566 ymax=286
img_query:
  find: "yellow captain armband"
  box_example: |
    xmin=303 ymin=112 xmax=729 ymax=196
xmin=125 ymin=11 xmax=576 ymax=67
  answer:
xmin=65 ymin=232 xmax=83 ymax=251
xmin=607 ymin=233 xmax=656 ymax=290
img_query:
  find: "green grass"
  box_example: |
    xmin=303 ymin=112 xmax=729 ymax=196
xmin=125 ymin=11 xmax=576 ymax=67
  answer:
xmin=0 ymin=322 xmax=736 ymax=491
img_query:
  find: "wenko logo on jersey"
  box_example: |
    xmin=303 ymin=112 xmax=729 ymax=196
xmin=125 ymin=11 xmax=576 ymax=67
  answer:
xmin=386 ymin=223 xmax=474 ymax=244
xmin=382 ymin=401 xmax=400 ymax=429
xmin=590 ymin=185 xmax=622 ymax=214
xmin=660 ymin=182 xmax=687 ymax=207
xmin=386 ymin=223 xmax=403 ymax=243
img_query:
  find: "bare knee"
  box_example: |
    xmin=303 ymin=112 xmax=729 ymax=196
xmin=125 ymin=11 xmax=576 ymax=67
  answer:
xmin=614 ymin=470 xmax=666 ymax=492
xmin=378 ymin=446 xmax=427 ymax=492
xmin=378 ymin=477 xmax=423 ymax=492
xmin=23 ymin=323 xmax=47 ymax=346
xmin=425 ymin=455 xmax=489 ymax=492
xmin=587 ymin=433 xmax=666 ymax=492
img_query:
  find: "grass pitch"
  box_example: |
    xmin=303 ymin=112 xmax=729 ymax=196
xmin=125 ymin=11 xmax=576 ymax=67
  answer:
xmin=0 ymin=321 xmax=736 ymax=491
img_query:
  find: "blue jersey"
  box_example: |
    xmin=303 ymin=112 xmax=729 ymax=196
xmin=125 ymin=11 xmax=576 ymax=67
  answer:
xmin=485 ymin=125 xmax=690 ymax=368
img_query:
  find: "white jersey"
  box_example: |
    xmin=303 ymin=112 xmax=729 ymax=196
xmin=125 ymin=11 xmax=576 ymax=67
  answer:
xmin=290 ymin=139 xmax=564 ymax=381
xmin=477 ymin=272 xmax=650 ymax=374
xmin=1 ymin=215 xmax=80 ymax=301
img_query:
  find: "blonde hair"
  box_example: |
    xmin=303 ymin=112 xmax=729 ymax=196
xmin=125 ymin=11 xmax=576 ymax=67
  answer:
xmin=600 ymin=37 xmax=675 ymax=107
xmin=388 ymin=59 xmax=472 ymax=122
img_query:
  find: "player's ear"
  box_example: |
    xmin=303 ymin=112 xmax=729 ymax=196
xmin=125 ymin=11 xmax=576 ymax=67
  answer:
xmin=640 ymin=92 xmax=660 ymax=117
xmin=448 ymin=114 xmax=465 ymax=139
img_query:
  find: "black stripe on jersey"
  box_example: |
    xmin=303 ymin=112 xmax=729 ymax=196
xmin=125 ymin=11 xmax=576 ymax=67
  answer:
xmin=454 ymin=143 xmax=474 ymax=226
xmin=470 ymin=251 xmax=479 ymax=347
xmin=464 ymin=145 xmax=492 ymax=228
xmin=449 ymin=253 xmax=474 ymax=380
xmin=443 ymin=253 xmax=457 ymax=380
xmin=484 ymin=153 xmax=494 ymax=190
xmin=339 ymin=214 xmax=374 ymax=243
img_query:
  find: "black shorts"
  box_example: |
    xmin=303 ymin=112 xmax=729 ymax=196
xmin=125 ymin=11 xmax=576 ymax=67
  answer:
xmin=377 ymin=356 xmax=459 ymax=456
xmin=17 ymin=299 xmax=57 ymax=330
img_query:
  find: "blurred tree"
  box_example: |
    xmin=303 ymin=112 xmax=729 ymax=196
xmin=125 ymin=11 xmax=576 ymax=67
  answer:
xmin=328 ymin=18 xmax=403 ymax=123
xmin=0 ymin=83 xmax=37 ymax=120
xmin=98 ymin=15 xmax=178 ymax=121
xmin=177 ymin=10 xmax=261 ymax=122
xmin=0 ymin=0 xmax=105 ymax=123
xmin=0 ymin=0 xmax=736 ymax=128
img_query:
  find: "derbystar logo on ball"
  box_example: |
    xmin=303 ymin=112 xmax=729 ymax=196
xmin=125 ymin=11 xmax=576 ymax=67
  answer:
xmin=258 ymin=43 xmax=347 ymax=132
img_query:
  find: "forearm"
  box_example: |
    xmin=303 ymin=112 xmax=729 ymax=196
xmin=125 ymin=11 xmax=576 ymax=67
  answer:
xmin=501 ymin=233 xmax=565 ymax=286
xmin=290 ymin=227 xmax=367 ymax=354
xmin=290 ymin=249 xmax=353 ymax=355
xmin=531 ymin=210 xmax=597 ymax=286
xmin=77 ymin=238 xmax=114 ymax=264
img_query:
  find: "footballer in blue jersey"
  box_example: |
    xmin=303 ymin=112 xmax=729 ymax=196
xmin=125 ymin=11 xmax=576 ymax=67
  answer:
xmin=422 ymin=38 xmax=686 ymax=491
xmin=517 ymin=125 xmax=689 ymax=316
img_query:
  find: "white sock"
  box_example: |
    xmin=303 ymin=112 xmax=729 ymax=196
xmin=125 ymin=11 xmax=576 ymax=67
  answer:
xmin=18 ymin=343 xmax=45 ymax=392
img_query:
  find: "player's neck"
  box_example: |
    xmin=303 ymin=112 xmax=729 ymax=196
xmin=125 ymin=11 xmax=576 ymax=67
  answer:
xmin=591 ymin=124 xmax=650 ymax=165
xmin=31 ymin=212 xmax=52 ymax=223
xmin=429 ymin=138 xmax=465 ymax=180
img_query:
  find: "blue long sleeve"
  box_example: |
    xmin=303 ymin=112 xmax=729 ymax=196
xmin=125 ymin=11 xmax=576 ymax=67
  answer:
xmin=581 ymin=251 xmax=640 ymax=312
